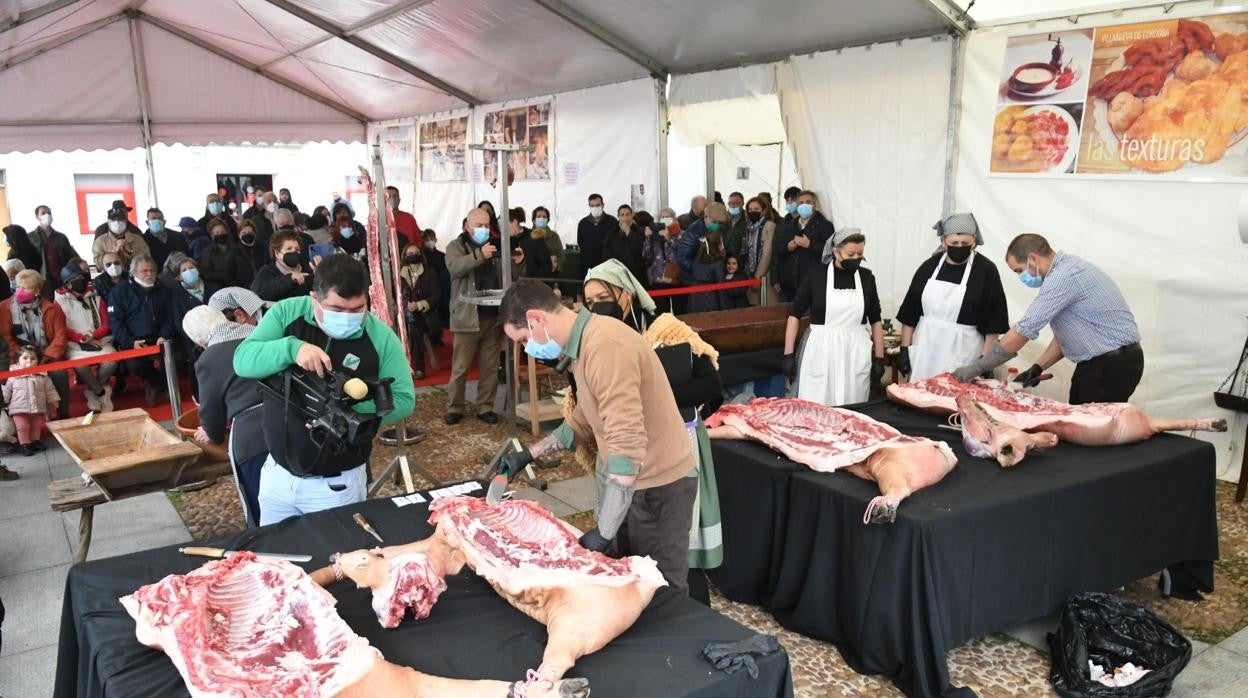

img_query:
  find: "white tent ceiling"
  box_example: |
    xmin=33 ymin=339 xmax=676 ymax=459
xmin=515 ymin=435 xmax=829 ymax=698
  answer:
xmin=0 ymin=0 xmax=956 ymax=153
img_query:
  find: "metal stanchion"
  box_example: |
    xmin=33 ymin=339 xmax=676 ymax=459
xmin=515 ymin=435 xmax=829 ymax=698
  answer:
xmin=760 ymin=274 xmax=769 ymax=305
xmin=162 ymin=340 xmax=182 ymax=424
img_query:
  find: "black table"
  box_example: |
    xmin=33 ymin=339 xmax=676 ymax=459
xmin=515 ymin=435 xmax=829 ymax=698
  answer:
xmin=710 ymin=400 xmax=1218 ymax=698
xmin=54 ymin=484 xmax=794 ymax=698
xmin=717 ymin=346 xmax=786 ymax=388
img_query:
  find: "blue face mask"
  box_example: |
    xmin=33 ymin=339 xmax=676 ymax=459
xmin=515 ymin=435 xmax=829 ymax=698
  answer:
xmin=534 ymin=217 xmax=548 ymax=228
xmin=1018 ymin=260 xmax=1043 ymax=288
xmin=181 ymin=268 xmax=199 ymax=286
xmin=797 ymin=203 xmax=814 ymax=219
xmin=340 ymin=226 xmax=355 ymax=239
xmin=728 ymin=206 xmax=742 ymax=217
xmin=207 ymin=202 xmax=223 ymax=215
xmin=706 ymin=221 xmax=722 ymax=233
xmin=525 ymin=321 xmax=562 ymax=360
xmin=786 ymin=202 xmax=798 ymax=215
xmin=149 ymin=219 xmax=165 ymax=233
xmin=319 ymin=307 xmax=365 ymax=339
xmin=472 ymin=227 xmax=490 ymax=245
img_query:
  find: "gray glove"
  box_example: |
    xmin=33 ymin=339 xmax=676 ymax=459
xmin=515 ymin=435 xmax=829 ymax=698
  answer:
xmin=953 ymin=342 xmax=1016 ymax=382
xmin=596 ymin=475 xmax=636 ymax=540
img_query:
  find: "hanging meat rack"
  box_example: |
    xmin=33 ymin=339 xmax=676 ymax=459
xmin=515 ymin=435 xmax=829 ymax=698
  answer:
xmin=1215 ymin=319 xmax=1248 ymax=413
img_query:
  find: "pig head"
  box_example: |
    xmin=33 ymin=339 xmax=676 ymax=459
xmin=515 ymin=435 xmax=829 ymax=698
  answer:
xmin=956 ymin=394 xmax=1058 ymax=467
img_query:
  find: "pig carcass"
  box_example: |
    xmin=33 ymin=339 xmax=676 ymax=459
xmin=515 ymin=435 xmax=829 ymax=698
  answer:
xmin=955 ymin=393 xmax=1060 ymax=467
xmin=314 ymin=497 xmax=666 ymax=698
xmin=888 ymin=373 xmax=1227 ymax=448
xmin=120 ymin=551 xmax=575 ymax=698
xmin=704 ymin=398 xmax=957 ymax=523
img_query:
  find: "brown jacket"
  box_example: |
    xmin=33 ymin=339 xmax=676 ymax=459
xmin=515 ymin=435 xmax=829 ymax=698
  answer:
xmin=0 ymin=297 xmax=69 ymax=364
xmin=553 ymin=310 xmax=693 ymax=489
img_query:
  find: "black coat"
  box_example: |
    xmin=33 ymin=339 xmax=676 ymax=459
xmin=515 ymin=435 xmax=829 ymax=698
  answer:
xmin=144 ymin=229 xmax=190 ymax=270
xmin=603 ymin=224 xmax=648 ymax=287
xmin=198 ymin=243 xmax=256 ymax=289
xmin=107 ymin=279 xmax=175 ymax=348
xmin=576 ymin=214 xmax=617 ymax=272
xmin=251 ymin=264 xmax=313 ymax=302
xmin=774 ymin=212 xmax=835 ymax=301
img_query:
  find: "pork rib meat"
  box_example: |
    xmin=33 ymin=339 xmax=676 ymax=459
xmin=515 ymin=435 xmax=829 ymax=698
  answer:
xmin=120 ymin=552 xmax=380 ymax=697
xmin=314 ymin=497 xmax=662 ymax=698
xmin=706 ymin=398 xmax=957 ymax=523
xmin=888 ymin=373 xmax=1227 ymax=446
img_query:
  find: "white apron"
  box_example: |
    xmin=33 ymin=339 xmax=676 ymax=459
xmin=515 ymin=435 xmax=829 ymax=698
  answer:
xmin=910 ymin=252 xmax=984 ymax=381
xmin=798 ymin=265 xmax=871 ymax=406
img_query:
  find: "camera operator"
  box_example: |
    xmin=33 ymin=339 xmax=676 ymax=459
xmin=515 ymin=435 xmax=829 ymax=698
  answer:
xmin=233 ymin=255 xmax=415 ymax=524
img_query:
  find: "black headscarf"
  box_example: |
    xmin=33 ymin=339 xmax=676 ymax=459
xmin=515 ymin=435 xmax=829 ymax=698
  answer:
xmin=3 ymin=225 xmax=42 ymax=272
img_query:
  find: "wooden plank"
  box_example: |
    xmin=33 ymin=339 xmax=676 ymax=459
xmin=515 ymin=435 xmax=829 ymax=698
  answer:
xmin=48 ymin=459 xmax=231 ymax=512
xmin=80 ymin=442 xmax=201 ymax=476
xmin=680 ymin=303 xmax=809 ymax=353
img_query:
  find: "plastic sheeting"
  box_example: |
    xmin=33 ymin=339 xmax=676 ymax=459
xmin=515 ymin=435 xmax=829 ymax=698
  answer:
xmin=411 ymin=78 xmax=660 ymax=252
xmin=953 ymin=26 xmax=1248 ymax=478
xmin=778 ymin=36 xmax=954 ymax=312
xmin=670 ymin=64 xmax=786 ymax=147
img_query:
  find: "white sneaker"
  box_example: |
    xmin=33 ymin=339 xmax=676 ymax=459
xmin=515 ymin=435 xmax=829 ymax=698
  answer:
xmin=84 ymin=390 xmax=101 ymax=413
xmin=100 ymin=386 xmax=114 ymax=413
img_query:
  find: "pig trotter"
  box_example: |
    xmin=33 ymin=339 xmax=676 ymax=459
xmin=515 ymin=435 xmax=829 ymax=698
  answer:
xmin=508 ymin=669 xmax=590 ymax=698
xmin=863 ymin=495 xmax=900 ymax=525
xmin=1201 ymin=418 xmax=1228 ymax=432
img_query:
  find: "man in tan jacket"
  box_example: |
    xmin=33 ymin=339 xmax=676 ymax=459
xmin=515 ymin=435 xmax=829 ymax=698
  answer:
xmin=499 ymin=280 xmax=697 ymax=590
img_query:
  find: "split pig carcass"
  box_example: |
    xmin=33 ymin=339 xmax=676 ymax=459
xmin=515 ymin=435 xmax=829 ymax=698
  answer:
xmin=314 ymin=496 xmax=668 ymax=698
xmin=888 ymin=373 xmax=1227 ymax=466
xmin=704 ymin=398 xmax=957 ymax=523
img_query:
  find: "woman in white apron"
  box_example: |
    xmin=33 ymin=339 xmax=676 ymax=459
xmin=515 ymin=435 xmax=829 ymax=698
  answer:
xmin=896 ymin=213 xmax=1010 ymax=381
xmin=783 ymin=228 xmax=885 ymax=406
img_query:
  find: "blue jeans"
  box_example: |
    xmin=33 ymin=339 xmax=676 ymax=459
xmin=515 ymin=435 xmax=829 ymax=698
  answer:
xmin=257 ymin=456 xmax=367 ymax=525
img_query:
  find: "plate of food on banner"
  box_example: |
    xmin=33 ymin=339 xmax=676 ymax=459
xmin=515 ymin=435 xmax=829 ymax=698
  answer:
xmin=1000 ymin=30 xmax=1094 ymax=103
xmin=1086 ymin=16 xmax=1248 ymax=175
xmin=991 ymin=104 xmax=1080 ymax=174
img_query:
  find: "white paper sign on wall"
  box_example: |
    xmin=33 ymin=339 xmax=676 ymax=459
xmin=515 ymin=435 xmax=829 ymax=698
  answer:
xmin=562 ymin=161 xmax=580 ymax=186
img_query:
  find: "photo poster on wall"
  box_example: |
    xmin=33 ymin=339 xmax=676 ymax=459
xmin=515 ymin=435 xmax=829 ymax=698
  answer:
xmin=379 ymin=122 xmax=415 ymax=187
xmin=990 ymin=13 xmax=1248 ymax=180
xmin=419 ymin=116 xmax=468 ymax=183
xmin=73 ymin=173 xmax=136 ymax=234
xmin=481 ymin=100 xmax=552 ymax=182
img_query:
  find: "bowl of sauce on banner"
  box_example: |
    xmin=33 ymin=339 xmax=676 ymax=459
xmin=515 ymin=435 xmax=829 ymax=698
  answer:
xmin=1009 ymin=63 xmax=1057 ymax=94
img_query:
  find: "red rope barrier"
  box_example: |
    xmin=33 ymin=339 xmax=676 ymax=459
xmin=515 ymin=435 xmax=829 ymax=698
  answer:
xmin=647 ymin=278 xmax=762 ymax=298
xmin=0 ymin=344 xmax=161 ymax=381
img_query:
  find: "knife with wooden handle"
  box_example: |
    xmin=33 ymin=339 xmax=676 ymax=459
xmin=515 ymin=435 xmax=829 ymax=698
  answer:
xmin=179 ymin=546 xmax=313 ymax=563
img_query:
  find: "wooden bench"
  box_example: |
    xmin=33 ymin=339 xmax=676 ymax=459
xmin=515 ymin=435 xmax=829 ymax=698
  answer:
xmin=49 ymin=456 xmax=231 ymax=563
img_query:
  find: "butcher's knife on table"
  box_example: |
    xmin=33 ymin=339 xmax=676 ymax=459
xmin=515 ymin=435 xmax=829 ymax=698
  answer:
xmin=179 ymin=546 xmax=313 ymax=563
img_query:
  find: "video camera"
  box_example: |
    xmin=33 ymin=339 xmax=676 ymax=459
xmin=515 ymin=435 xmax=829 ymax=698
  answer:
xmin=259 ymin=366 xmax=395 ymax=452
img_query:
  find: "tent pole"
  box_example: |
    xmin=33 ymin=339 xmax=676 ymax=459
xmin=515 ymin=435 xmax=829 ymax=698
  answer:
xmin=776 ymin=142 xmax=784 ymax=203
xmin=941 ymin=34 xmax=963 ymax=218
xmin=127 ymin=13 xmax=158 ymax=208
xmin=704 ymin=144 xmax=715 ymax=199
xmin=657 ymin=77 xmax=669 ymax=210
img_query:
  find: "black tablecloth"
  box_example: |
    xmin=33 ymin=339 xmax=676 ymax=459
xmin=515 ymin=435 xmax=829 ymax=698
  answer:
xmin=718 ymin=346 xmax=786 ymax=387
xmin=54 ymin=485 xmax=794 ymax=698
xmin=710 ymin=400 xmax=1218 ymax=698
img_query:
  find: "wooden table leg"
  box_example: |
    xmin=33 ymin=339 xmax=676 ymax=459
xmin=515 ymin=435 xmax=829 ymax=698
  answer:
xmin=1236 ymin=422 xmax=1248 ymax=504
xmin=75 ymin=505 xmax=94 ymax=563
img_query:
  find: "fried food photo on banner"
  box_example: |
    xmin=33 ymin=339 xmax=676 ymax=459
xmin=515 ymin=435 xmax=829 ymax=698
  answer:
xmin=1081 ymin=16 xmax=1248 ymax=173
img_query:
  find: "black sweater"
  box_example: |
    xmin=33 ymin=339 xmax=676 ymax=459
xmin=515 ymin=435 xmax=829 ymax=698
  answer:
xmin=896 ymin=252 xmax=1009 ymax=335
xmin=790 ymin=263 xmax=882 ymax=326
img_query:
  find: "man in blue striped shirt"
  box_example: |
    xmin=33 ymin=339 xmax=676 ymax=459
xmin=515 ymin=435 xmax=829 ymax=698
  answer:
xmin=953 ymin=234 xmax=1143 ymax=404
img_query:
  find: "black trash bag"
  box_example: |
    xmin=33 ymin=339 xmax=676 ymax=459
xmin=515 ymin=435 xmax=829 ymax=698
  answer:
xmin=1047 ymin=592 xmax=1191 ymax=697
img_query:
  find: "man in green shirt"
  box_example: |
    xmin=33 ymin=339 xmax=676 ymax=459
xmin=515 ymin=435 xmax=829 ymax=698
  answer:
xmin=233 ymin=255 xmax=414 ymax=524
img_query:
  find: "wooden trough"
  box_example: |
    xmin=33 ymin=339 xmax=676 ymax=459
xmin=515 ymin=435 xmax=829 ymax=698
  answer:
xmin=48 ymin=408 xmax=203 ymax=501
xmin=679 ymin=303 xmax=809 ymax=353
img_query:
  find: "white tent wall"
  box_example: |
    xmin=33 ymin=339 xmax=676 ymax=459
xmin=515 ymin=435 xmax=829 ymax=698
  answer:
xmin=667 ymin=135 xmax=707 ymax=215
xmin=409 ymin=78 xmax=660 ymax=251
xmin=0 ymin=141 xmax=368 ymax=262
xmin=953 ymin=25 xmax=1248 ymax=479
xmin=777 ymin=36 xmax=955 ymax=313
xmin=713 ymin=143 xmax=802 ymax=207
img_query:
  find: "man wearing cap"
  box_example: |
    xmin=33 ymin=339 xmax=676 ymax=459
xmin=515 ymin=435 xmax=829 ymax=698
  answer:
xmin=24 ymin=206 xmax=77 ymax=299
xmin=953 ymin=233 xmax=1143 ymax=404
xmin=92 ymin=199 xmax=143 ymax=238
xmin=896 ymin=213 xmax=1009 ymax=381
xmin=92 ymin=205 xmax=151 ymax=271
xmin=143 ymin=207 xmax=189 ymax=270
xmin=182 ymin=300 xmax=265 ymax=525
xmin=774 ymin=190 xmax=835 ymax=302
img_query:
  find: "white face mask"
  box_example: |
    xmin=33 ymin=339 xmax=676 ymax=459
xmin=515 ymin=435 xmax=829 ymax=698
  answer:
xmin=108 ymin=220 xmax=127 ymax=235
xmin=265 ymin=202 xmax=278 ymax=214
xmin=38 ymin=213 xmax=52 ymax=227
xmin=106 ymin=263 xmax=123 ymax=277
xmin=590 ymin=205 xmax=603 ymax=218
xmin=659 ymin=217 xmax=673 ymax=226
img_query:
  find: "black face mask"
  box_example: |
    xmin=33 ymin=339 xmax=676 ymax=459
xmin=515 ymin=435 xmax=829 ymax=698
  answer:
xmin=589 ymin=301 xmax=624 ymax=321
xmin=405 ymin=254 xmax=422 ymax=265
xmin=747 ymin=211 xmax=762 ymax=223
xmin=213 ymin=234 xmax=229 ymax=246
xmin=945 ymin=245 xmax=973 ymax=263
xmin=69 ymin=279 xmax=89 ymax=294
xmin=281 ymin=251 xmax=301 ymax=268
xmin=840 ymin=257 xmax=863 ymax=273
xmin=240 ymin=234 xmax=255 ymax=246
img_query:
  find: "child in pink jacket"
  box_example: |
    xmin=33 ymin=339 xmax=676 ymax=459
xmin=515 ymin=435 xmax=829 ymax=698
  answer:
xmin=2 ymin=346 xmax=60 ymax=456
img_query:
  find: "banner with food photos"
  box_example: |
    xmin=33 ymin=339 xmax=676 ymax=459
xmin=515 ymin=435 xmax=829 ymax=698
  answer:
xmin=481 ymin=101 xmax=552 ymax=182
xmin=990 ymin=13 xmax=1248 ymax=179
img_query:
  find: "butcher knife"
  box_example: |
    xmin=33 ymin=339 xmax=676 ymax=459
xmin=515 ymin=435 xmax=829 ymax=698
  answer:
xmin=179 ymin=546 xmax=313 ymax=563
xmin=486 ymin=438 xmax=526 ymax=505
